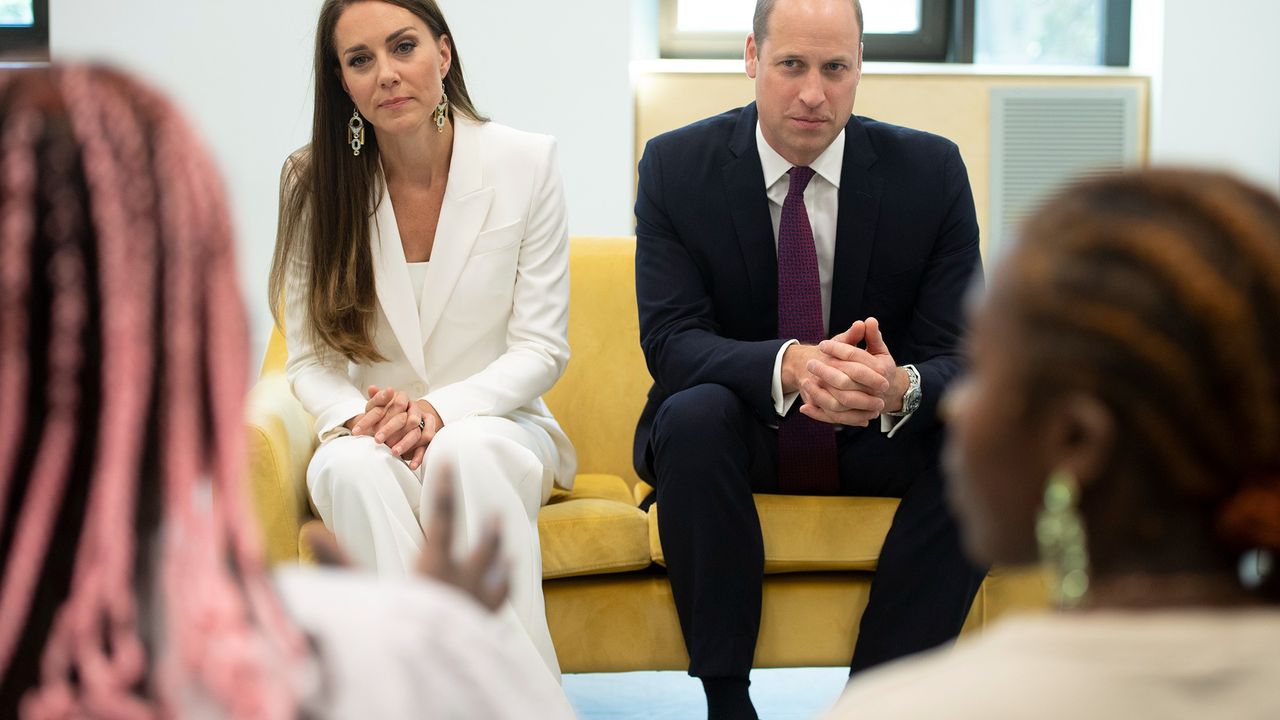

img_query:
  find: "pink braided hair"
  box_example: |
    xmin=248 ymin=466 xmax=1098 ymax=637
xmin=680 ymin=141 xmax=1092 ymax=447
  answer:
xmin=0 ymin=66 xmax=305 ymax=718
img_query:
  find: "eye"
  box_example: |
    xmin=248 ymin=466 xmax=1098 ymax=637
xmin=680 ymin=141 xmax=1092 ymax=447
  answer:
xmin=395 ymin=39 xmax=417 ymax=54
xmin=347 ymin=54 xmax=370 ymax=68
xmin=781 ymin=59 xmax=799 ymax=69
xmin=825 ymin=62 xmax=846 ymax=72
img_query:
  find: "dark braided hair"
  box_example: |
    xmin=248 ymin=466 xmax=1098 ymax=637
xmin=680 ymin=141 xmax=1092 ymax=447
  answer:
xmin=1002 ymin=168 xmax=1280 ymax=599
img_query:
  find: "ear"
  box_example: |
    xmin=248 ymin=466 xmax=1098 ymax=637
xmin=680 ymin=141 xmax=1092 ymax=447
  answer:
xmin=745 ymin=33 xmax=759 ymax=79
xmin=438 ymin=34 xmax=453 ymax=79
xmin=1044 ymin=394 xmax=1115 ymax=488
xmin=854 ymin=41 xmax=864 ymax=83
xmin=335 ymin=67 xmax=350 ymax=96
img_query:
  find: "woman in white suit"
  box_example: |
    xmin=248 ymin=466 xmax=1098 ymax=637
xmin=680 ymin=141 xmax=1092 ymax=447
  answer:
xmin=268 ymin=0 xmax=576 ymax=680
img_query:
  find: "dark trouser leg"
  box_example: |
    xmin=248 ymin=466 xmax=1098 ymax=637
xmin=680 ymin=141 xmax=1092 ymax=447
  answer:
xmin=647 ymin=384 xmax=774 ymax=682
xmin=843 ymin=432 xmax=987 ymax=675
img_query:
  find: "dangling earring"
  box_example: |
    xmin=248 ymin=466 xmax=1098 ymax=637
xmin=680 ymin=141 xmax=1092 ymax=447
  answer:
xmin=347 ymin=108 xmax=366 ymax=156
xmin=433 ymin=89 xmax=449 ymax=133
xmin=1037 ymin=468 xmax=1090 ymax=609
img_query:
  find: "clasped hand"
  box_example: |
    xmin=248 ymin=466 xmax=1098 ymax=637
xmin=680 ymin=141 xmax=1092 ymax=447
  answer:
xmin=346 ymin=385 xmax=444 ymax=470
xmin=786 ymin=317 xmax=904 ymax=427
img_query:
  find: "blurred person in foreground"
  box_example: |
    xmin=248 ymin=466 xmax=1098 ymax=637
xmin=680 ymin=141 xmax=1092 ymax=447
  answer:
xmin=828 ymin=168 xmax=1280 ymax=718
xmin=0 ymin=65 xmax=574 ymax=719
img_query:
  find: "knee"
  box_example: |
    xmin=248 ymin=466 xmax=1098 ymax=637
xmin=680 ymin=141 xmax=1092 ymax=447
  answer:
xmin=427 ymin=419 xmax=541 ymax=476
xmin=652 ymin=384 xmax=750 ymax=449
xmin=309 ymin=435 xmax=392 ymax=499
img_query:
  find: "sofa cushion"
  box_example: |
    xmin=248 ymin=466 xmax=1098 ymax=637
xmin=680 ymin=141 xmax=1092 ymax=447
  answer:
xmin=649 ymin=495 xmax=902 ymax=573
xmin=540 ymin=474 xmax=651 ymax=579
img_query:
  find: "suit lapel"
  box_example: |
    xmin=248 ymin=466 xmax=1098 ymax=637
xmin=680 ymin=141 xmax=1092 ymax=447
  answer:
xmin=829 ymin=115 xmax=881 ymax=335
xmin=722 ymin=103 xmax=779 ymax=328
xmin=418 ymin=118 xmax=494 ymax=349
xmin=372 ymin=185 xmax=429 ymax=379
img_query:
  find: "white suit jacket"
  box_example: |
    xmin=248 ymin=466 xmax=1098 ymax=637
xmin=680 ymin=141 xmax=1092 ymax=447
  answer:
xmin=282 ymin=118 xmax=576 ymax=489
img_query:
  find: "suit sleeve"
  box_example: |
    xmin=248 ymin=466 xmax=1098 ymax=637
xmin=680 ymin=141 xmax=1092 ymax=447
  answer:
xmin=425 ymin=137 xmax=571 ymax=424
xmin=897 ymin=143 xmax=983 ymax=435
xmin=277 ymin=156 xmax=369 ymax=442
xmin=635 ymin=139 xmax=787 ymax=423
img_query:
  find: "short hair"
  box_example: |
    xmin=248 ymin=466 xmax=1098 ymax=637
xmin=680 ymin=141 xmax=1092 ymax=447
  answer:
xmin=753 ymin=0 xmax=864 ymax=47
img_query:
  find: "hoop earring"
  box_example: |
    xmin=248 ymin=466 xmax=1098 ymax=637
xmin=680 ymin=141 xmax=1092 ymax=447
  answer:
xmin=347 ymin=108 xmax=366 ymax=156
xmin=1037 ymin=468 xmax=1090 ymax=609
xmin=433 ymin=90 xmax=449 ymax=133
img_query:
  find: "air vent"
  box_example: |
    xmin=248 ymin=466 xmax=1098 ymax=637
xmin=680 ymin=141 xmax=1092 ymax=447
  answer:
xmin=989 ymin=87 xmax=1140 ymax=258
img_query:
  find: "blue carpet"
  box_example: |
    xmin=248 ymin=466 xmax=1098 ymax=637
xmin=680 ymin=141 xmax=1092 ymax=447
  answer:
xmin=563 ymin=667 xmax=849 ymax=719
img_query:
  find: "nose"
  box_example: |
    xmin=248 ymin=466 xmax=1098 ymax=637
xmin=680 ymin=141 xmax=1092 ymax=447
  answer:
xmin=797 ymin=69 xmax=824 ymax=108
xmin=378 ymin=59 xmax=400 ymax=89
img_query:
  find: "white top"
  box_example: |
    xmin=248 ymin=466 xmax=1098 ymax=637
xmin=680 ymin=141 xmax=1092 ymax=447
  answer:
xmin=276 ymin=567 xmax=575 ymax=719
xmin=826 ymin=609 xmax=1280 ymax=720
xmin=407 ymin=260 xmax=429 ymax=304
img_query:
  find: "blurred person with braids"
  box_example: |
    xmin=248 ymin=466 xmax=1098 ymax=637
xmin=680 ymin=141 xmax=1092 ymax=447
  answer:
xmin=268 ymin=0 xmax=575 ymax=680
xmin=0 ymin=65 xmax=575 ymax=719
xmin=827 ymin=168 xmax=1280 ymax=719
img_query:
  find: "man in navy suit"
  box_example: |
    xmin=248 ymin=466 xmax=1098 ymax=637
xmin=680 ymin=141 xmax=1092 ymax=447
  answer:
xmin=633 ymin=0 xmax=986 ymax=717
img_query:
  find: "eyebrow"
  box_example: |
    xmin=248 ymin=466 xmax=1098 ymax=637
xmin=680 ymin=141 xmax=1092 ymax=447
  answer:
xmin=342 ymin=26 xmax=417 ymax=57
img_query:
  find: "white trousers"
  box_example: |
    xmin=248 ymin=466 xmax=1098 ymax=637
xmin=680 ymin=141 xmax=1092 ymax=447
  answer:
xmin=307 ymin=416 xmax=561 ymax=680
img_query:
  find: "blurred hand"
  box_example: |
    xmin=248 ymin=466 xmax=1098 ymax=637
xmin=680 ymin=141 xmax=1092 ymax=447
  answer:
xmin=303 ymin=466 xmax=508 ymax=612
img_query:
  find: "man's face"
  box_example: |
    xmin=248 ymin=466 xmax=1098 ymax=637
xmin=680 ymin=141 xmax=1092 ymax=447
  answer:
xmin=746 ymin=0 xmax=862 ymax=166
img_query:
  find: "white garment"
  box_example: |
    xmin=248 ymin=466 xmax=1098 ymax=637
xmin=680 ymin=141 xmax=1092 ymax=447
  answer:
xmin=275 ymin=567 xmax=576 ymax=719
xmin=307 ymin=417 xmax=561 ymax=680
xmin=280 ymin=119 xmax=577 ymax=679
xmin=827 ymin=609 xmax=1280 ymax=719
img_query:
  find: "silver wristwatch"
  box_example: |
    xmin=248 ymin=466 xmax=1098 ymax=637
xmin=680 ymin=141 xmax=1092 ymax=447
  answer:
xmin=890 ymin=364 xmax=921 ymax=417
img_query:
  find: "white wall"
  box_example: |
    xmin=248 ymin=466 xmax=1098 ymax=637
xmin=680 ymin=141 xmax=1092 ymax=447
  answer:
xmin=51 ymin=0 xmax=636 ymax=365
xmin=1135 ymin=0 xmax=1280 ymax=193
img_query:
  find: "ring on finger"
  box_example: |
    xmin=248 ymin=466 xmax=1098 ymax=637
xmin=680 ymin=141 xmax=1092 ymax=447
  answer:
xmin=418 ymin=416 xmax=426 ymax=433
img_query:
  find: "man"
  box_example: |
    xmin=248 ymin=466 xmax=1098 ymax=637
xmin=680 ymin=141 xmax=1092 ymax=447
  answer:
xmin=633 ymin=0 xmax=986 ymax=717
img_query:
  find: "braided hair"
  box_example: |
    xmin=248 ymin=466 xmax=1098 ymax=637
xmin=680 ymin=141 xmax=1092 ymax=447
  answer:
xmin=0 ymin=66 xmax=303 ymax=718
xmin=1003 ymin=168 xmax=1280 ymax=598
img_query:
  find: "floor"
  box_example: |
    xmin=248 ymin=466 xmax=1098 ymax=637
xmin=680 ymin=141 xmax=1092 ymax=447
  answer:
xmin=563 ymin=667 xmax=849 ymax=719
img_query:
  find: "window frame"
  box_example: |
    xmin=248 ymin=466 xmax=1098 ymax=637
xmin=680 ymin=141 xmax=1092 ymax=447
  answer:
xmin=659 ymin=0 xmax=952 ymax=61
xmin=660 ymin=0 xmax=1133 ymax=67
xmin=0 ymin=0 xmax=50 ymax=62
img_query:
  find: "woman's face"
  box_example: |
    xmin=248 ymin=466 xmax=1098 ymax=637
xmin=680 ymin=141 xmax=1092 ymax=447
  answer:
xmin=943 ymin=276 xmax=1049 ymax=567
xmin=334 ymin=1 xmax=451 ymax=139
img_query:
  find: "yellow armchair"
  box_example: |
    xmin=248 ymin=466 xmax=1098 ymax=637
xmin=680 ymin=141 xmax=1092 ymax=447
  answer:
xmin=246 ymin=236 xmax=1046 ymax=673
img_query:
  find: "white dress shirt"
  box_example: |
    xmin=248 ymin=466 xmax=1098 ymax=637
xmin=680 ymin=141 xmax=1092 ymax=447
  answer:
xmin=758 ymin=123 xmax=911 ymax=435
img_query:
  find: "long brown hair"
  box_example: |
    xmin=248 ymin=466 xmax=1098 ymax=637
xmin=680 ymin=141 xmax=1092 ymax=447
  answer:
xmin=0 ymin=65 xmax=302 ymax=717
xmin=269 ymin=0 xmax=486 ymax=363
xmin=1006 ymin=169 xmax=1280 ymax=599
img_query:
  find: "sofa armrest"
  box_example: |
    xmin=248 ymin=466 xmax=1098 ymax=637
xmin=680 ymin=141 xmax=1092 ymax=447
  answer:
xmin=245 ymin=372 xmax=317 ymax=564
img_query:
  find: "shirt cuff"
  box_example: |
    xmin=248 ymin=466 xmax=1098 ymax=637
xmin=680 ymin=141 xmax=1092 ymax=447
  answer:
xmin=880 ymin=411 xmax=914 ymax=438
xmin=771 ymin=339 xmax=800 ymax=416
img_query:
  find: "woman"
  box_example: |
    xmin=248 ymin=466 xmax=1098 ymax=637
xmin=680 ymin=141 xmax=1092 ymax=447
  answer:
xmin=268 ymin=0 xmax=576 ymax=679
xmin=0 ymin=65 xmax=574 ymax=718
xmin=827 ymin=169 xmax=1280 ymax=718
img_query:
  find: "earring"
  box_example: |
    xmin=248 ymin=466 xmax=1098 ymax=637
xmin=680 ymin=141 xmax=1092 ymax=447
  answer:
xmin=1037 ymin=468 xmax=1090 ymax=609
xmin=433 ymin=90 xmax=449 ymax=133
xmin=347 ymin=108 xmax=366 ymax=156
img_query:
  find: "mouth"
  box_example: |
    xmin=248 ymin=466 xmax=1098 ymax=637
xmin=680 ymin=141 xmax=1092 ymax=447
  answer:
xmin=379 ymin=97 xmax=412 ymax=109
xmin=789 ymin=116 xmax=829 ymax=130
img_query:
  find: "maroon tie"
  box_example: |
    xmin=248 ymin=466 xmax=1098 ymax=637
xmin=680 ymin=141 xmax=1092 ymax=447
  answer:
xmin=776 ymin=166 xmax=839 ymax=494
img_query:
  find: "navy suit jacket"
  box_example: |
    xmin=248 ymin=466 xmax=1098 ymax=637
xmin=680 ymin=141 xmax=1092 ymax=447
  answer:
xmin=633 ymin=103 xmax=982 ymax=480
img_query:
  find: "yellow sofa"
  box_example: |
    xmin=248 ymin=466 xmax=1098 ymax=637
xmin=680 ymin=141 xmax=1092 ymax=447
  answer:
xmin=246 ymin=236 xmax=1047 ymax=673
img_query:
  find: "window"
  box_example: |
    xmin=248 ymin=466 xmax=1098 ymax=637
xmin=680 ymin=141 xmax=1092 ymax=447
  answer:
xmin=974 ymin=0 xmax=1131 ymax=66
xmin=660 ymin=0 xmax=1131 ymax=66
xmin=660 ymin=0 xmax=952 ymax=62
xmin=0 ymin=0 xmax=49 ymax=62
